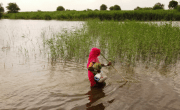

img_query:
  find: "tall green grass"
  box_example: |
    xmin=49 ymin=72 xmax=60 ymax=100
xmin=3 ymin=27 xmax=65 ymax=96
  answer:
xmin=3 ymin=10 xmax=180 ymax=21
xmin=44 ymin=20 xmax=180 ymax=65
xmin=43 ymin=26 xmax=92 ymax=62
xmin=0 ymin=13 xmax=2 ymax=19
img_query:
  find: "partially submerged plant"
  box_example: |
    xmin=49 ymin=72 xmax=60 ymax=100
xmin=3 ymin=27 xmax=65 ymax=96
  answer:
xmin=44 ymin=20 xmax=180 ymax=66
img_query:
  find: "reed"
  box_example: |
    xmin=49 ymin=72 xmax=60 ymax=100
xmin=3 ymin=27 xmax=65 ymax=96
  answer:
xmin=44 ymin=19 xmax=180 ymax=66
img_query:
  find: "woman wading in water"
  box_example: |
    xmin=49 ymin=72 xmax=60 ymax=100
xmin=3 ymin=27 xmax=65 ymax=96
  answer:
xmin=87 ymin=47 xmax=111 ymax=88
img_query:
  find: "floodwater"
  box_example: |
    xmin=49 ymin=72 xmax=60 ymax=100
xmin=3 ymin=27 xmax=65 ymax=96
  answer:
xmin=0 ymin=19 xmax=180 ymax=110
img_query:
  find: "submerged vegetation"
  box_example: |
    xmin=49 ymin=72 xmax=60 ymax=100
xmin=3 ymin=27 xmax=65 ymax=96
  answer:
xmin=3 ymin=10 xmax=180 ymax=21
xmin=44 ymin=19 xmax=180 ymax=66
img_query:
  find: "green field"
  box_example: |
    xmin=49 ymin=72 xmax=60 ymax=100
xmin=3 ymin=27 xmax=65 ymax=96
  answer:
xmin=43 ymin=19 xmax=180 ymax=66
xmin=3 ymin=10 xmax=180 ymax=21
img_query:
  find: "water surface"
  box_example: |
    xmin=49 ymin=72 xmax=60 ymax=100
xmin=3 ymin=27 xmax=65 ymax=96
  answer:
xmin=0 ymin=19 xmax=180 ymax=110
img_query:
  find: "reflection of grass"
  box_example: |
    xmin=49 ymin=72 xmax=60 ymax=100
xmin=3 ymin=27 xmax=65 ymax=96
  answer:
xmin=44 ymin=19 xmax=180 ymax=66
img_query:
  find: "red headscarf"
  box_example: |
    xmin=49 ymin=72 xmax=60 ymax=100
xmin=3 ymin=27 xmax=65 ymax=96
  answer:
xmin=87 ymin=47 xmax=101 ymax=68
xmin=87 ymin=47 xmax=101 ymax=87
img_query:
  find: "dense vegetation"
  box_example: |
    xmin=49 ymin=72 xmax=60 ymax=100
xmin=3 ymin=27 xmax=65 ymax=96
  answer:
xmin=3 ymin=10 xmax=180 ymax=21
xmin=56 ymin=6 xmax=65 ymax=11
xmin=0 ymin=3 xmax=4 ymax=19
xmin=0 ymin=13 xmax=2 ymax=18
xmin=43 ymin=19 xmax=180 ymax=66
xmin=168 ymin=0 xmax=178 ymax=9
xmin=6 ymin=3 xmax=20 ymax=13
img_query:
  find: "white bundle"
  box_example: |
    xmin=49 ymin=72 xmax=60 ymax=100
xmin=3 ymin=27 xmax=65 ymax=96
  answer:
xmin=94 ymin=71 xmax=107 ymax=83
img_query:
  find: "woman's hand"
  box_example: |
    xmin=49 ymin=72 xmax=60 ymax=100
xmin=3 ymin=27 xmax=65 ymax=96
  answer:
xmin=101 ymin=64 xmax=105 ymax=66
xmin=97 ymin=69 xmax=101 ymax=73
xmin=107 ymin=62 xmax=111 ymax=66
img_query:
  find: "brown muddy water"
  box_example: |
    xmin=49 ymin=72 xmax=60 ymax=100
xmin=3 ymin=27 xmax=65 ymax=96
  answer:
xmin=0 ymin=19 xmax=180 ymax=110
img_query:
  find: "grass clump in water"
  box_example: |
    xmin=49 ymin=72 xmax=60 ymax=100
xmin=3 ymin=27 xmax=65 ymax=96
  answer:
xmin=44 ymin=19 xmax=180 ymax=66
xmin=44 ymin=26 xmax=93 ymax=62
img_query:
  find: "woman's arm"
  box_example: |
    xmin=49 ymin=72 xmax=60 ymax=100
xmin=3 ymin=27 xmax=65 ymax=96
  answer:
xmin=88 ymin=66 xmax=94 ymax=71
xmin=101 ymin=62 xmax=112 ymax=67
xmin=88 ymin=67 xmax=101 ymax=73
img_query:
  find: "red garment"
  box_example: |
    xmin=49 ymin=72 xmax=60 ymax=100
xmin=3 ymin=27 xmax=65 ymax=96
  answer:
xmin=87 ymin=48 xmax=101 ymax=87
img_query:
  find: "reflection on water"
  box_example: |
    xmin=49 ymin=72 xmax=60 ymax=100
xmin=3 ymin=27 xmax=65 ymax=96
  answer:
xmin=0 ymin=19 xmax=180 ymax=110
xmin=86 ymin=86 xmax=106 ymax=109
